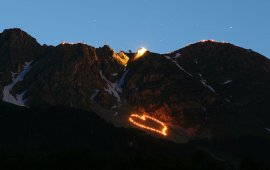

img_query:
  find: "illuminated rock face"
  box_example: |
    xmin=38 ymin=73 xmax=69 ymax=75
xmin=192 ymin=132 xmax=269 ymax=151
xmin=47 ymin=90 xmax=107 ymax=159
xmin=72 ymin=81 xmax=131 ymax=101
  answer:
xmin=134 ymin=47 xmax=147 ymax=60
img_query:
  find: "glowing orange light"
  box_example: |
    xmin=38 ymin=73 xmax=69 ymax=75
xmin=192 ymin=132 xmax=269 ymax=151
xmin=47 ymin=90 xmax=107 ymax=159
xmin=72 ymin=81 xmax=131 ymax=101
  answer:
xmin=113 ymin=51 xmax=129 ymax=67
xmin=128 ymin=114 xmax=168 ymax=136
xmin=134 ymin=47 xmax=147 ymax=60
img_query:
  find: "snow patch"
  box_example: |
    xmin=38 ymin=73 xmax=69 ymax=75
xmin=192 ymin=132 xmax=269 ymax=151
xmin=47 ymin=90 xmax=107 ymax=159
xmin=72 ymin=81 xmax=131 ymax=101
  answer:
xmin=174 ymin=53 xmax=181 ymax=58
xmin=198 ymin=74 xmax=216 ymax=93
xmin=2 ymin=61 xmax=34 ymax=106
xmin=16 ymin=90 xmax=27 ymax=104
xmin=116 ymin=69 xmax=129 ymax=92
xmin=91 ymin=89 xmax=100 ymax=100
xmin=99 ymin=70 xmax=121 ymax=102
xmin=11 ymin=72 xmax=17 ymax=80
xmin=110 ymin=105 xmax=117 ymax=110
xmin=113 ymin=111 xmax=119 ymax=116
xmin=200 ymin=79 xmax=216 ymax=93
xmin=111 ymin=73 xmax=118 ymax=76
xmin=164 ymin=56 xmax=193 ymax=77
xmin=222 ymin=80 xmax=232 ymax=85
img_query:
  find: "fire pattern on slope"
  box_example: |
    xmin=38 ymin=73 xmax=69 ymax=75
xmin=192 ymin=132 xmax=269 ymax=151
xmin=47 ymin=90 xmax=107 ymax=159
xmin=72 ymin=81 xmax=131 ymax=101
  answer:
xmin=129 ymin=114 xmax=168 ymax=136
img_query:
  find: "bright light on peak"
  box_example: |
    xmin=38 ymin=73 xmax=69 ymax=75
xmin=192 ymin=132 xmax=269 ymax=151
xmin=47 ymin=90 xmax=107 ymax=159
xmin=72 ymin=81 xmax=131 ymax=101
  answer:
xmin=137 ymin=47 xmax=147 ymax=56
xmin=134 ymin=47 xmax=148 ymax=60
xmin=200 ymin=39 xmax=217 ymax=43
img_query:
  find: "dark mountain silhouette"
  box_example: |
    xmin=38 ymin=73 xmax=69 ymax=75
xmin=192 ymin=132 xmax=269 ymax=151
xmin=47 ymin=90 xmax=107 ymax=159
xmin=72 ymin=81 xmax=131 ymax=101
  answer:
xmin=1 ymin=28 xmax=270 ymax=169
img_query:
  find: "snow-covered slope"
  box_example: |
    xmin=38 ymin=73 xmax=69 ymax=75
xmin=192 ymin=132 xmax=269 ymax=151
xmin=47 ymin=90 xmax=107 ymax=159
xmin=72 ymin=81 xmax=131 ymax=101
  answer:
xmin=2 ymin=61 xmax=33 ymax=106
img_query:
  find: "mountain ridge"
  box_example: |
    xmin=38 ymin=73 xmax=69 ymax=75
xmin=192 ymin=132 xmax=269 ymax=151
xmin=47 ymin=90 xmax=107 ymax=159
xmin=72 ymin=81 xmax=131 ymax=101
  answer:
xmin=1 ymin=28 xmax=270 ymax=141
xmin=1 ymin=28 xmax=270 ymax=169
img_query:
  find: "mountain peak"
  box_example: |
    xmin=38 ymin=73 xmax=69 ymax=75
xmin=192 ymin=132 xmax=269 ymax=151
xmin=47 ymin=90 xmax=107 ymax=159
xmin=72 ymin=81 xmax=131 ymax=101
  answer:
xmin=0 ymin=28 xmax=38 ymax=44
xmin=1 ymin=28 xmax=24 ymax=36
xmin=0 ymin=28 xmax=41 ymax=74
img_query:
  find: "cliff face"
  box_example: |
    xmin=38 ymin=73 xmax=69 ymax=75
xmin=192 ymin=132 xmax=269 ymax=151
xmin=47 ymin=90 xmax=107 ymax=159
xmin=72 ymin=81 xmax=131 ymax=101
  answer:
xmin=1 ymin=29 xmax=270 ymax=140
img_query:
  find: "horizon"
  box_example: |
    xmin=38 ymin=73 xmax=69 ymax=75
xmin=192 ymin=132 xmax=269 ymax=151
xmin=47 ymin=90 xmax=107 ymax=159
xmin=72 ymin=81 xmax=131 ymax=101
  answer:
xmin=0 ymin=0 xmax=269 ymax=57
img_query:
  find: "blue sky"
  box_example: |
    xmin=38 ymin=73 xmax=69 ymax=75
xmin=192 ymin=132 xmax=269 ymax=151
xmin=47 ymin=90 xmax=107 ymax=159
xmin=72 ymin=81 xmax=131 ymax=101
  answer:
xmin=1 ymin=0 xmax=269 ymax=57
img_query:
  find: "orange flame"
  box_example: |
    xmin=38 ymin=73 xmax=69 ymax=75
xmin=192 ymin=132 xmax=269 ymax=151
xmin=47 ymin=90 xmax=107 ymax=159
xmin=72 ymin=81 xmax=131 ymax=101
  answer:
xmin=113 ymin=51 xmax=129 ymax=66
xmin=129 ymin=114 xmax=167 ymax=136
xmin=200 ymin=39 xmax=217 ymax=43
xmin=134 ymin=47 xmax=147 ymax=60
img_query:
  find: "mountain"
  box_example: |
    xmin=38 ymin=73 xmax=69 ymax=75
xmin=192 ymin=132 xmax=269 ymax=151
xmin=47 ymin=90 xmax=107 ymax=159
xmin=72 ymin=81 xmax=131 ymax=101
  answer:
xmin=123 ymin=41 xmax=270 ymax=138
xmin=1 ymin=28 xmax=270 ymax=169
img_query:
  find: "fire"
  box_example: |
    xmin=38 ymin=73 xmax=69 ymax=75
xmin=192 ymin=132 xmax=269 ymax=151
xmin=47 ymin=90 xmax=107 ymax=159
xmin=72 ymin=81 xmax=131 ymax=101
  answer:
xmin=137 ymin=47 xmax=147 ymax=56
xmin=200 ymin=39 xmax=217 ymax=43
xmin=128 ymin=114 xmax=168 ymax=136
xmin=134 ymin=47 xmax=148 ymax=60
xmin=113 ymin=51 xmax=129 ymax=66
xmin=199 ymin=39 xmax=229 ymax=44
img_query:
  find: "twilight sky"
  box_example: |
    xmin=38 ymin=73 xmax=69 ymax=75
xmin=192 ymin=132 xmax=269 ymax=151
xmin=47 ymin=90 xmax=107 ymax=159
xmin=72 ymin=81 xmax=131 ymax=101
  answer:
xmin=0 ymin=0 xmax=269 ymax=57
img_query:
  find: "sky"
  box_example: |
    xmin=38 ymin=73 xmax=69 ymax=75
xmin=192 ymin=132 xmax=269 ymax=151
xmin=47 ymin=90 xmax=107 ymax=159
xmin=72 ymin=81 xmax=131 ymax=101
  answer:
xmin=0 ymin=0 xmax=269 ymax=57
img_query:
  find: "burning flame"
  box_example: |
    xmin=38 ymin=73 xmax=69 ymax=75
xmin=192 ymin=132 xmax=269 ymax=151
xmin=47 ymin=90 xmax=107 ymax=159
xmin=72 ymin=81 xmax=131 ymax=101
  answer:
xmin=129 ymin=114 xmax=168 ymax=136
xmin=199 ymin=39 xmax=228 ymax=44
xmin=200 ymin=39 xmax=217 ymax=43
xmin=134 ymin=47 xmax=148 ymax=60
xmin=113 ymin=51 xmax=129 ymax=67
